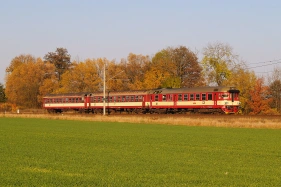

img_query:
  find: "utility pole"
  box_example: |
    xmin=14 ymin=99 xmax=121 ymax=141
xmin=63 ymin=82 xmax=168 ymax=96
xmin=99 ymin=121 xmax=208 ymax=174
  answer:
xmin=103 ymin=64 xmax=106 ymax=116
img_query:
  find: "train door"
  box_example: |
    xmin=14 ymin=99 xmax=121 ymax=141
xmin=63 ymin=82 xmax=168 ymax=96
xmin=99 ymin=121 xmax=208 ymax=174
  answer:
xmin=214 ymin=93 xmax=217 ymax=106
xmin=88 ymin=94 xmax=92 ymax=108
xmin=84 ymin=94 xmax=88 ymax=109
xmin=150 ymin=94 xmax=153 ymax=108
xmin=173 ymin=94 xmax=177 ymax=108
xmin=142 ymin=95 xmax=146 ymax=108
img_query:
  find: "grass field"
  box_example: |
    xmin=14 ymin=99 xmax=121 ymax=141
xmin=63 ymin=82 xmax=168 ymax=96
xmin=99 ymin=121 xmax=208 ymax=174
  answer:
xmin=1 ymin=117 xmax=281 ymax=186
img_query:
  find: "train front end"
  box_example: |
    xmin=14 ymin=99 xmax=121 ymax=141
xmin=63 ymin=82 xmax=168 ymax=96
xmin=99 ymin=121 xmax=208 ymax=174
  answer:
xmin=221 ymin=87 xmax=240 ymax=114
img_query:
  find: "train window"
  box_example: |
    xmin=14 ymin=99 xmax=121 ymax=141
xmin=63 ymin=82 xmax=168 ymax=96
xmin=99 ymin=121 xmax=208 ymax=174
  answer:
xmin=162 ymin=95 xmax=166 ymax=101
xmin=202 ymin=94 xmax=206 ymax=101
xmin=208 ymin=93 xmax=212 ymax=100
xmin=65 ymin=98 xmax=68 ymax=103
xmin=222 ymin=94 xmax=229 ymax=98
xmin=196 ymin=94 xmax=200 ymax=100
xmin=155 ymin=95 xmax=159 ymax=101
xmin=184 ymin=94 xmax=188 ymax=101
xmin=131 ymin=96 xmax=134 ymax=101
xmin=136 ymin=96 xmax=138 ymax=101
xmin=178 ymin=94 xmax=182 ymax=101
xmin=139 ymin=96 xmax=143 ymax=101
xmin=126 ymin=96 xmax=129 ymax=101
xmin=190 ymin=94 xmax=194 ymax=101
xmin=122 ymin=96 xmax=125 ymax=102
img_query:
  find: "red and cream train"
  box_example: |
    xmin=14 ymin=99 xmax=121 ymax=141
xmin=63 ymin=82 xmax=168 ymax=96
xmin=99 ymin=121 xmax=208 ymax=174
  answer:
xmin=43 ymin=86 xmax=240 ymax=114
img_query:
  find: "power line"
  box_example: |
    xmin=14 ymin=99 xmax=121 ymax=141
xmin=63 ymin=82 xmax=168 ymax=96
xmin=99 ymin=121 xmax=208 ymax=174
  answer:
xmin=247 ymin=58 xmax=281 ymax=65
xmin=246 ymin=60 xmax=281 ymax=70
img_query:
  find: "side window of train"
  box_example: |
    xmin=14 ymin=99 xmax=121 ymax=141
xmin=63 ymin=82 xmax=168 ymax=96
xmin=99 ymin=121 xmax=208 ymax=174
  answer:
xmin=139 ymin=96 xmax=143 ymax=101
xmin=170 ymin=94 xmax=173 ymax=101
xmin=131 ymin=96 xmax=134 ymax=101
xmin=155 ymin=95 xmax=159 ymax=101
xmin=208 ymin=93 xmax=213 ymax=100
xmin=190 ymin=94 xmax=194 ymax=101
xmin=184 ymin=94 xmax=188 ymax=101
xmin=222 ymin=94 xmax=229 ymax=98
xmin=196 ymin=94 xmax=200 ymax=101
xmin=162 ymin=95 xmax=166 ymax=101
xmin=178 ymin=94 xmax=182 ymax=101
xmin=202 ymin=93 xmax=206 ymax=101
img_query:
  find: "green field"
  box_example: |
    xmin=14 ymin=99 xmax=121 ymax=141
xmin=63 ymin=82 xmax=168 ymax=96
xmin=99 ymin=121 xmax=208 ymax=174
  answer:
xmin=0 ymin=117 xmax=281 ymax=186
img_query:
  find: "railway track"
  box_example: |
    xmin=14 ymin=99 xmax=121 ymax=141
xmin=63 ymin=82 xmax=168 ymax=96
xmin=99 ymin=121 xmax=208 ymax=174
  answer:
xmin=12 ymin=111 xmax=281 ymax=120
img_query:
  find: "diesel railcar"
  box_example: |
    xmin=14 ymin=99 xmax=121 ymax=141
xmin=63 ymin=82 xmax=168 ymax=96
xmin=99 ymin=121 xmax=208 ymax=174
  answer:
xmin=43 ymin=86 xmax=240 ymax=114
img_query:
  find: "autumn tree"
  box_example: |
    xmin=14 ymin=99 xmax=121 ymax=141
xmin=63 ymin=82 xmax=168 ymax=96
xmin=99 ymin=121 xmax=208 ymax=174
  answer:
xmin=269 ymin=80 xmax=281 ymax=113
xmin=5 ymin=56 xmax=48 ymax=108
xmin=149 ymin=49 xmax=176 ymax=88
xmin=58 ymin=59 xmax=102 ymax=93
xmin=267 ymin=67 xmax=281 ymax=113
xmin=143 ymin=66 xmax=170 ymax=89
xmin=170 ymin=46 xmax=204 ymax=87
xmin=201 ymin=42 xmax=240 ymax=86
xmin=44 ymin=48 xmax=71 ymax=80
xmin=122 ymin=53 xmax=151 ymax=90
xmin=0 ymin=83 xmax=6 ymax=103
xmin=6 ymin=54 xmax=36 ymax=73
xmin=38 ymin=62 xmax=60 ymax=98
xmin=247 ymin=78 xmax=273 ymax=115
xmin=106 ymin=60 xmax=129 ymax=91
xmin=150 ymin=46 xmax=203 ymax=88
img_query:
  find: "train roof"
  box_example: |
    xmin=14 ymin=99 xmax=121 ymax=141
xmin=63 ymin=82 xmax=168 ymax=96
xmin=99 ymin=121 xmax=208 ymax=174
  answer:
xmin=43 ymin=86 xmax=239 ymax=98
xmin=44 ymin=92 xmax=89 ymax=98
xmin=149 ymin=86 xmax=239 ymax=94
xmin=91 ymin=90 xmax=148 ymax=96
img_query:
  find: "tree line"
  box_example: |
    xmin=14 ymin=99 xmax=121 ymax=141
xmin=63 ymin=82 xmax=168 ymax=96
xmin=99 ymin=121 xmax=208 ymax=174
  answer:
xmin=1 ymin=42 xmax=281 ymax=114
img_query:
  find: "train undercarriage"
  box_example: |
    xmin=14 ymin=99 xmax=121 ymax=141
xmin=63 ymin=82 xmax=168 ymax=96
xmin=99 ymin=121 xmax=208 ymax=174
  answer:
xmin=47 ymin=106 xmax=237 ymax=115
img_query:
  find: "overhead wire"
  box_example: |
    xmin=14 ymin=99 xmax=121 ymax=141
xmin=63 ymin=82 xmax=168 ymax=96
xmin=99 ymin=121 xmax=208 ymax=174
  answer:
xmin=245 ymin=59 xmax=281 ymax=70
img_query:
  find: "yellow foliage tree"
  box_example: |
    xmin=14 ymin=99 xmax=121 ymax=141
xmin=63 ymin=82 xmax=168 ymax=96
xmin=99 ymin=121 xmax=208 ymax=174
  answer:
xmin=5 ymin=57 xmax=48 ymax=108
xmin=58 ymin=59 xmax=102 ymax=93
xmin=143 ymin=67 xmax=170 ymax=89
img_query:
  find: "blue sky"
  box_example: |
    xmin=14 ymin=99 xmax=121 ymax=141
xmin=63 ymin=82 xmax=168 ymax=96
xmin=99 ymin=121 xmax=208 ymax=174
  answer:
xmin=1 ymin=0 xmax=281 ymax=83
